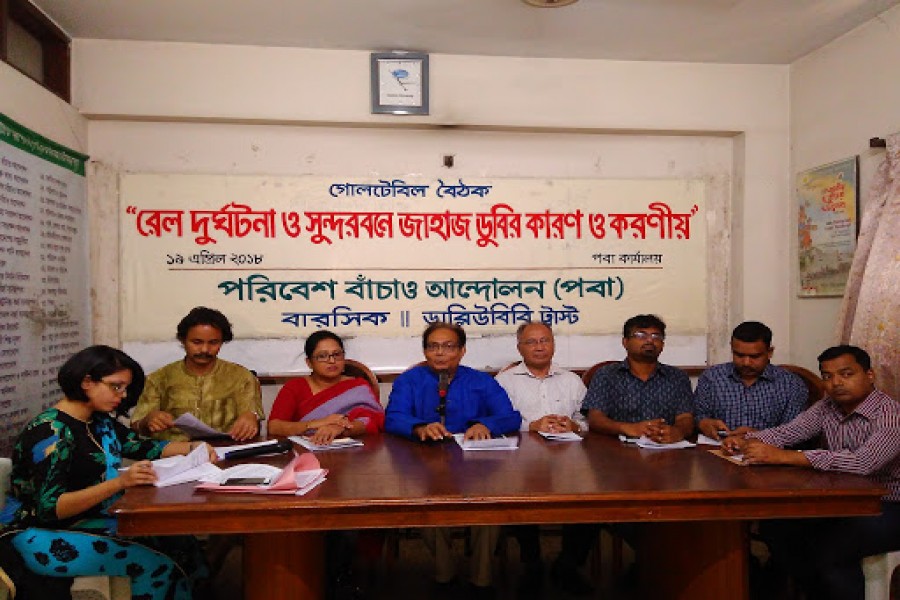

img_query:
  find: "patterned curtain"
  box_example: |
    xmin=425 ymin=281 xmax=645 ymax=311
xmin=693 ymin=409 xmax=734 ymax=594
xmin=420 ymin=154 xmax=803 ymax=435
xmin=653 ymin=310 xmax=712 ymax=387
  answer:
xmin=835 ymin=133 xmax=900 ymax=399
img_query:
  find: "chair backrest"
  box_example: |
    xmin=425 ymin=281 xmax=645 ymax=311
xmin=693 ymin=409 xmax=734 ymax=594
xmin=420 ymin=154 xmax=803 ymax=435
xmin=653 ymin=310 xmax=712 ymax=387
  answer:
xmin=581 ymin=360 xmax=618 ymax=387
xmin=343 ymin=359 xmax=380 ymax=398
xmin=0 ymin=458 xmax=11 ymax=505
xmin=497 ymin=361 xmax=521 ymax=375
xmin=777 ymin=364 xmax=826 ymax=407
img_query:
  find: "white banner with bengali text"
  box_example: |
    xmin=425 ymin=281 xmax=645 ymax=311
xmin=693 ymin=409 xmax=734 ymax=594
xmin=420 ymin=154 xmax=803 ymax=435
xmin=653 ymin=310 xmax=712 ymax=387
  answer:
xmin=120 ymin=175 xmax=706 ymax=343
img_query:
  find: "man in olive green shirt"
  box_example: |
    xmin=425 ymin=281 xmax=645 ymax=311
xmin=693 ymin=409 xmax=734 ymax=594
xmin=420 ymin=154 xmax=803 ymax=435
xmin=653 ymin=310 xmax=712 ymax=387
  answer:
xmin=131 ymin=306 xmax=263 ymax=441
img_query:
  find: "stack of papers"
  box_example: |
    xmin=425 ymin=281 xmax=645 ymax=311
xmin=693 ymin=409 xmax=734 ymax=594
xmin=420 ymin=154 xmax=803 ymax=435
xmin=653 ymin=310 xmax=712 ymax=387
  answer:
xmin=196 ymin=452 xmax=328 ymax=495
xmin=289 ymin=436 xmax=363 ymax=452
xmin=617 ymin=435 xmax=696 ymax=449
xmin=634 ymin=436 xmax=696 ymax=450
xmin=539 ymin=431 xmax=583 ymax=442
xmin=452 ymin=434 xmax=519 ymax=451
xmin=149 ymin=443 xmax=220 ymax=487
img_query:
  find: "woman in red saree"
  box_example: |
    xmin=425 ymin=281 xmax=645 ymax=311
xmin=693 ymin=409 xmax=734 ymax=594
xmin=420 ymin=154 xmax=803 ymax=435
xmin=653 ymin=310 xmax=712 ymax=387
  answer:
xmin=268 ymin=330 xmax=384 ymax=443
xmin=268 ymin=330 xmax=384 ymax=598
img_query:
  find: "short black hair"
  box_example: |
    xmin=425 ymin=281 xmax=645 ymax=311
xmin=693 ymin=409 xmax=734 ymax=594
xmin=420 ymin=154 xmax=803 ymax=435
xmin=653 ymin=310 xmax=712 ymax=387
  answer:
xmin=304 ymin=330 xmax=344 ymax=357
xmin=176 ymin=306 xmax=234 ymax=342
xmin=516 ymin=321 xmax=552 ymax=341
xmin=817 ymin=345 xmax=872 ymax=371
xmin=732 ymin=321 xmax=772 ymax=347
xmin=57 ymin=345 xmax=145 ymax=414
xmin=423 ymin=321 xmax=466 ymax=349
xmin=623 ymin=314 xmax=666 ymax=338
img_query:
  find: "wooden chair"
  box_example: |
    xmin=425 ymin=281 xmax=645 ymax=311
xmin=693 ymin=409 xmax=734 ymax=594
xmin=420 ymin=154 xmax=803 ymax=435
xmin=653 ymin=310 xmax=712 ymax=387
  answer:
xmin=777 ymin=364 xmax=826 ymax=407
xmin=581 ymin=360 xmax=618 ymax=387
xmin=497 ymin=360 xmax=521 ymax=375
xmin=343 ymin=358 xmax=380 ymax=400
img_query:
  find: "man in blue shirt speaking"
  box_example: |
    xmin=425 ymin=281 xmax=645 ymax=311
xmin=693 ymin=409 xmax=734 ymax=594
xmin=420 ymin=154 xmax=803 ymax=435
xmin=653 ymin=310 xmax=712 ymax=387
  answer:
xmin=385 ymin=321 xmax=521 ymax=597
xmin=386 ymin=321 xmax=521 ymax=441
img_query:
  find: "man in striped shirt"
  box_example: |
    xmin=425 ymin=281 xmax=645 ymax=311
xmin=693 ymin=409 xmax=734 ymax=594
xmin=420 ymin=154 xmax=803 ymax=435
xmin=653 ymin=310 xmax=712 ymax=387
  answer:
xmin=724 ymin=345 xmax=900 ymax=600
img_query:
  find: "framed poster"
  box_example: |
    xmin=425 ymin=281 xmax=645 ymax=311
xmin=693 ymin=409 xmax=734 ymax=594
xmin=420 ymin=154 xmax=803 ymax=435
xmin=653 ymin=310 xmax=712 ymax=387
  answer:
xmin=797 ymin=156 xmax=859 ymax=297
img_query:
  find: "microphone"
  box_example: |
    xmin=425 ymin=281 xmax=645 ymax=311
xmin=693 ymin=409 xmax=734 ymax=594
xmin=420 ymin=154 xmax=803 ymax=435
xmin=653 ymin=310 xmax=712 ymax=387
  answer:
xmin=437 ymin=370 xmax=449 ymax=426
xmin=223 ymin=439 xmax=293 ymax=461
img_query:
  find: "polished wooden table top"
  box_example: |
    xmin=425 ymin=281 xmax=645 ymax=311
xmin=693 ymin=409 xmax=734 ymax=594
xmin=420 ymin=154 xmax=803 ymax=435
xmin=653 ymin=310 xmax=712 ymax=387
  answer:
xmin=113 ymin=433 xmax=884 ymax=536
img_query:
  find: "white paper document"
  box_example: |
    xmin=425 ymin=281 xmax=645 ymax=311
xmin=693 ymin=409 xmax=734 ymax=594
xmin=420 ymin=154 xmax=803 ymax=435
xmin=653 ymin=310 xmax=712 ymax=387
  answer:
xmin=696 ymin=433 xmax=723 ymax=446
xmin=289 ymin=436 xmax=364 ymax=452
xmin=452 ymin=434 xmax=519 ymax=451
xmin=198 ymin=462 xmax=284 ymax=485
xmin=634 ymin=436 xmax=696 ymax=450
xmin=539 ymin=431 xmax=583 ymax=442
xmin=173 ymin=413 xmax=230 ymax=440
xmin=708 ymin=449 xmax=747 ymax=466
xmin=294 ymin=469 xmax=328 ymax=496
xmin=150 ymin=443 xmax=220 ymax=487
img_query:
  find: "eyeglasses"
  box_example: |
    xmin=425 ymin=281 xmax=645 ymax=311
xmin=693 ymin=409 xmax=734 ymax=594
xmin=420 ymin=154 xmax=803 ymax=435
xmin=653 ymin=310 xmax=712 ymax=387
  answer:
xmin=312 ymin=351 xmax=346 ymax=363
xmin=520 ymin=337 xmax=553 ymax=347
xmin=100 ymin=381 xmax=128 ymax=395
xmin=629 ymin=331 xmax=665 ymax=341
xmin=425 ymin=342 xmax=460 ymax=353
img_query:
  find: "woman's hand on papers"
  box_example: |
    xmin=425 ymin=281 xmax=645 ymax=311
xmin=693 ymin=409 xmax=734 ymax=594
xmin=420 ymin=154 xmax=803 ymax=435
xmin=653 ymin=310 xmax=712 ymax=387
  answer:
xmin=311 ymin=422 xmax=346 ymax=445
xmin=121 ymin=460 xmax=158 ymax=488
xmin=309 ymin=414 xmax=350 ymax=430
xmin=198 ymin=442 xmax=219 ymax=463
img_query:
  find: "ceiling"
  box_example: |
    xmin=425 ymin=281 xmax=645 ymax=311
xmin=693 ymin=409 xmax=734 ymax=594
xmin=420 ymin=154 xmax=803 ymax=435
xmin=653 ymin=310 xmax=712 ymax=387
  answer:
xmin=32 ymin=0 xmax=900 ymax=65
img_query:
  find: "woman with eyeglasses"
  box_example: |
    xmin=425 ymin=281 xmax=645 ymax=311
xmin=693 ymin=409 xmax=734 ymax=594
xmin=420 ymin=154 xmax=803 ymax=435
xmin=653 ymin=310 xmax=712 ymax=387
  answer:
xmin=0 ymin=345 xmax=215 ymax=599
xmin=267 ymin=331 xmax=384 ymax=599
xmin=268 ymin=330 xmax=384 ymax=444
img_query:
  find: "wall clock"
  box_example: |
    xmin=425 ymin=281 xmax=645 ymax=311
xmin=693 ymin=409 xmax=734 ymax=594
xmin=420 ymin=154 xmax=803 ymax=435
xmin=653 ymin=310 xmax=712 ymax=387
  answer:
xmin=370 ymin=51 xmax=429 ymax=115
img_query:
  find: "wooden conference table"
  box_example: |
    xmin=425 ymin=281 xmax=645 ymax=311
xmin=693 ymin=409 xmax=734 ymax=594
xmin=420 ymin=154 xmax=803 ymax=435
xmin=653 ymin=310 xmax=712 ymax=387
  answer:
xmin=112 ymin=434 xmax=884 ymax=600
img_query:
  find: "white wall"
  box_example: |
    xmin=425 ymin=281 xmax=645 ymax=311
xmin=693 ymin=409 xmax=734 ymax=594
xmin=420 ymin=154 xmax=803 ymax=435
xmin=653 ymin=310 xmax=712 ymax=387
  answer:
xmin=1 ymin=62 xmax=86 ymax=152
xmin=72 ymin=40 xmax=792 ymax=369
xmin=790 ymin=4 xmax=900 ymax=369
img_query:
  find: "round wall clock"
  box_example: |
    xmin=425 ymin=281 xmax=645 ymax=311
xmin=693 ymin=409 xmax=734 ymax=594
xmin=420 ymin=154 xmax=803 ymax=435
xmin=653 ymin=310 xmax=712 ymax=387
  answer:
xmin=370 ymin=51 xmax=429 ymax=115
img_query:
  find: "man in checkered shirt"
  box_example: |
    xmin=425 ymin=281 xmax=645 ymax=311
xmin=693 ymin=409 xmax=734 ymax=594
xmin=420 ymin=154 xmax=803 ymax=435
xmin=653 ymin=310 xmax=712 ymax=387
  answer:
xmin=694 ymin=321 xmax=807 ymax=441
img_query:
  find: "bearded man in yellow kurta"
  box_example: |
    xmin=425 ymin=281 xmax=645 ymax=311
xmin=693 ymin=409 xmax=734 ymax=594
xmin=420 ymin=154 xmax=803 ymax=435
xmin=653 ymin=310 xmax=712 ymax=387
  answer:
xmin=131 ymin=306 xmax=264 ymax=441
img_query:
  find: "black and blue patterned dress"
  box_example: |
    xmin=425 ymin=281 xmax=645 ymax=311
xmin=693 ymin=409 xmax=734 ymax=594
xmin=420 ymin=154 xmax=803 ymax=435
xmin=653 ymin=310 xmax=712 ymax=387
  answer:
xmin=1 ymin=408 xmax=206 ymax=599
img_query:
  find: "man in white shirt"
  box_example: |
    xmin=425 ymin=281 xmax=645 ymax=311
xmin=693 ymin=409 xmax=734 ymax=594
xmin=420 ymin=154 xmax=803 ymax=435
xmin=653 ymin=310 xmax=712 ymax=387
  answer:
xmin=495 ymin=321 xmax=589 ymax=597
xmin=496 ymin=321 xmax=586 ymax=434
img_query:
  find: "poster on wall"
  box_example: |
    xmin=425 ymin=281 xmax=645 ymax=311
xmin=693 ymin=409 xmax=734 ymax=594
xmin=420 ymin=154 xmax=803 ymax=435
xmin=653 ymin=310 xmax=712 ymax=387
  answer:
xmin=797 ymin=156 xmax=859 ymax=297
xmin=0 ymin=113 xmax=90 ymax=456
xmin=120 ymin=174 xmax=707 ymax=348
